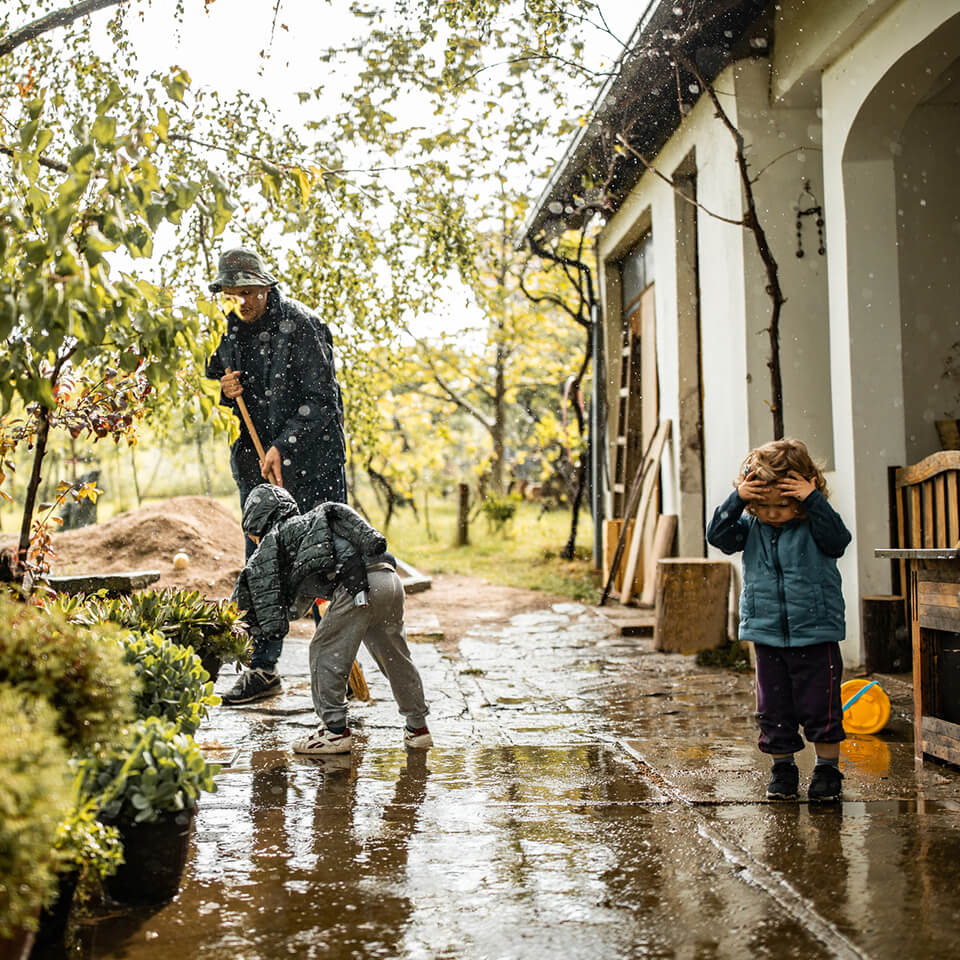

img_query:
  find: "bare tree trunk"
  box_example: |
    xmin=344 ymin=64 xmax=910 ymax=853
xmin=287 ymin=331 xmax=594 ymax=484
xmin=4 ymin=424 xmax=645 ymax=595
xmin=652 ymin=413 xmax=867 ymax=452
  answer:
xmin=130 ymin=447 xmax=143 ymax=505
xmin=456 ymin=482 xmax=470 ymax=546
xmin=195 ymin=436 xmax=212 ymax=496
xmin=17 ymin=411 xmax=51 ymax=570
xmin=562 ymin=332 xmax=592 ymax=560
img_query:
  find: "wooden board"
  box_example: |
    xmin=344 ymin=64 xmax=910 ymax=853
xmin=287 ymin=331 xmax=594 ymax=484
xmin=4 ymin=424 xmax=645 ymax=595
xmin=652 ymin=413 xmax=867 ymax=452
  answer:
xmin=602 ymin=519 xmax=643 ymax=596
xmin=621 ymin=420 xmax=670 ymax=604
xmin=639 ymin=514 xmax=677 ymax=608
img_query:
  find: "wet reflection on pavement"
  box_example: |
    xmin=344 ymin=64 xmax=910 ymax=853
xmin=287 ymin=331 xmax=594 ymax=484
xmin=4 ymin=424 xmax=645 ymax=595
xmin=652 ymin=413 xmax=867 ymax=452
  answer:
xmin=65 ymin=602 xmax=960 ymax=960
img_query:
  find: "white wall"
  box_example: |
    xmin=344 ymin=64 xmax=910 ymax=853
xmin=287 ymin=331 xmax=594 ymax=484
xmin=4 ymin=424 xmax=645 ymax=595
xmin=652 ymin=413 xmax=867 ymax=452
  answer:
xmin=822 ymin=0 xmax=960 ymax=664
xmin=896 ymin=86 xmax=960 ymax=460
xmin=597 ymin=69 xmax=752 ymax=552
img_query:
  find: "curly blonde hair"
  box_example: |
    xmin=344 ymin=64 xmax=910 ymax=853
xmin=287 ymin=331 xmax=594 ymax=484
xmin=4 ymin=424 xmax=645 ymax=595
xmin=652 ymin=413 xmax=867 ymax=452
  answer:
xmin=736 ymin=438 xmax=828 ymax=507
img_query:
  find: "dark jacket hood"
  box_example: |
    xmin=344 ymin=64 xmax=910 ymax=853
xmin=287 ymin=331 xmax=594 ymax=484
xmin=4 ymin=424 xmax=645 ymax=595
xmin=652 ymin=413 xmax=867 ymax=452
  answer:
xmin=242 ymin=484 xmax=300 ymax=539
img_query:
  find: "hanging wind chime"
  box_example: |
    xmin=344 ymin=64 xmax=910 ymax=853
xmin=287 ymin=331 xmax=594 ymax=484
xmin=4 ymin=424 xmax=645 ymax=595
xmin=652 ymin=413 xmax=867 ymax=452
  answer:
xmin=795 ymin=179 xmax=825 ymax=258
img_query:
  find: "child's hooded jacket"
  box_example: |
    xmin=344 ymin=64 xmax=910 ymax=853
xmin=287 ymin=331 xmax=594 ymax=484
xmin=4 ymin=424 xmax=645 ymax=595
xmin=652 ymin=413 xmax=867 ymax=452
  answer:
xmin=706 ymin=488 xmax=852 ymax=648
xmin=232 ymin=485 xmax=388 ymax=643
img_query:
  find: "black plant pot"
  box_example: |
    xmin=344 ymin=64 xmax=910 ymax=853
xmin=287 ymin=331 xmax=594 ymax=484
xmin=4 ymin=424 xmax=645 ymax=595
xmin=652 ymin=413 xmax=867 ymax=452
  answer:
xmin=199 ymin=652 xmax=222 ymax=683
xmin=30 ymin=869 xmax=80 ymax=952
xmin=103 ymin=811 xmax=194 ymax=905
xmin=0 ymin=926 xmax=35 ymax=960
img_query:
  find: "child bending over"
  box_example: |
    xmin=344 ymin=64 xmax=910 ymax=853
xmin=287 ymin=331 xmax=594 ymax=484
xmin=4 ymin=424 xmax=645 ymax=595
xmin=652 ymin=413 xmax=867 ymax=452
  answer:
xmin=706 ymin=439 xmax=852 ymax=802
xmin=231 ymin=484 xmax=431 ymax=755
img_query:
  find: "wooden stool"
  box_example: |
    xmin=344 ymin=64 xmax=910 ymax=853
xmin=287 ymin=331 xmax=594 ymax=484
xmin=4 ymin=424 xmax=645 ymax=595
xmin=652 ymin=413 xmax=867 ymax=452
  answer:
xmin=654 ymin=559 xmax=732 ymax=654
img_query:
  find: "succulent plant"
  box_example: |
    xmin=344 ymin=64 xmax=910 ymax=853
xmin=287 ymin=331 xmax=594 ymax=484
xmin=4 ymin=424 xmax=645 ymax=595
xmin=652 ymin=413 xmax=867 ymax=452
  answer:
xmin=87 ymin=717 xmax=219 ymax=826
xmin=62 ymin=588 xmax=251 ymax=670
xmin=120 ymin=630 xmax=219 ymax=735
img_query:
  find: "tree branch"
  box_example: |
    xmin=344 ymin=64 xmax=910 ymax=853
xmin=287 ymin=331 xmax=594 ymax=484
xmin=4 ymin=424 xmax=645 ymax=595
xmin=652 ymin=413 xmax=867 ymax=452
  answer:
xmin=0 ymin=144 xmax=68 ymax=173
xmin=0 ymin=0 xmax=127 ymax=59
xmin=614 ymin=133 xmax=745 ymax=227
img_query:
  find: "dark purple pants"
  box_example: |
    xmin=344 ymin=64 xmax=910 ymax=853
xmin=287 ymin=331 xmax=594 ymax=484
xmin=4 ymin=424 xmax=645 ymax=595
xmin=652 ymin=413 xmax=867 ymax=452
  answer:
xmin=754 ymin=641 xmax=845 ymax=755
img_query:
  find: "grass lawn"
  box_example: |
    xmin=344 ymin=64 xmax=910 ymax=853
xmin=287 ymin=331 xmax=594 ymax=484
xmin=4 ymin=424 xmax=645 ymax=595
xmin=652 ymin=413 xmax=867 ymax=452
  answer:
xmin=372 ymin=498 xmax=602 ymax=604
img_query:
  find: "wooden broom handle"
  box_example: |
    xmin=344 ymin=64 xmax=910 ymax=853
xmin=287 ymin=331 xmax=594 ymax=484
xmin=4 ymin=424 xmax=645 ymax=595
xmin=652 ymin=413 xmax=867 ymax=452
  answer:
xmin=225 ymin=367 xmax=276 ymax=482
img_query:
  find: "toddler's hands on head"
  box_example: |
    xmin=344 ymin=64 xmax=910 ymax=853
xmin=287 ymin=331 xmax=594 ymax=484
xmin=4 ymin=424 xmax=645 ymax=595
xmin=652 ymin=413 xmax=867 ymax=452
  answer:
xmin=737 ymin=471 xmax=769 ymax=502
xmin=778 ymin=470 xmax=816 ymax=502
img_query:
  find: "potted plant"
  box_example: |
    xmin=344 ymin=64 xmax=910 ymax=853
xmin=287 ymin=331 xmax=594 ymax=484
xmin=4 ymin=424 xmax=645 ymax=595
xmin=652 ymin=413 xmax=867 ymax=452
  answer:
xmin=0 ymin=689 xmax=73 ymax=960
xmin=120 ymin=630 xmax=219 ymax=735
xmin=31 ymin=795 xmax=124 ymax=951
xmin=0 ymin=594 xmax=135 ymax=951
xmin=85 ymin=717 xmax=219 ymax=905
xmin=68 ymin=589 xmax=251 ymax=682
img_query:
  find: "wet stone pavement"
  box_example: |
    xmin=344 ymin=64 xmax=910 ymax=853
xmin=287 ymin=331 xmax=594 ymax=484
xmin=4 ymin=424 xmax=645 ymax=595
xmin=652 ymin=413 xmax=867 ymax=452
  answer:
xmin=67 ymin=601 xmax=960 ymax=960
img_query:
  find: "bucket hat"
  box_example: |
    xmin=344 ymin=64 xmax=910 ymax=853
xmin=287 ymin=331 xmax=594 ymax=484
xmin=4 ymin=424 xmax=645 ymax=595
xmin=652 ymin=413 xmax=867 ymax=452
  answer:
xmin=208 ymin=248 xmax=278 ymax=293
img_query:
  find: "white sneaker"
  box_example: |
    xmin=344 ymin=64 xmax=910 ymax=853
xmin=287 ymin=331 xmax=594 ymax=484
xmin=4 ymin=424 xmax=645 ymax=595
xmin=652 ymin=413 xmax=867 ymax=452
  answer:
xmin=292 ymin=726 xmax=353 ymax=755
xmin=403 ymin=725 xmax=433 ymax=749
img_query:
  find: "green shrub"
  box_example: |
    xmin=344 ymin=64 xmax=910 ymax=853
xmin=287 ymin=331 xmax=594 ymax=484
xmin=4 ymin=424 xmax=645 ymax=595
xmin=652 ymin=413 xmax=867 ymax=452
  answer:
xmin=0 ymin=594 xmax=135 ymax=752
xmin=69 ymin=588 xmax=251 ymax=669
xmin=121 ymin=630 xmax=219 ymax=735
xmin=52 ymin=792 xmax=123 ymax=899
xmin=0 ymin=688 xmax=73 ymax=937
xmin=695 ymin=639 xmax=752 ymax=672
xmin=480 ymin=494 xmax=519 ymax=535
xmin=87 ymin=717 xmax=219 ymax=825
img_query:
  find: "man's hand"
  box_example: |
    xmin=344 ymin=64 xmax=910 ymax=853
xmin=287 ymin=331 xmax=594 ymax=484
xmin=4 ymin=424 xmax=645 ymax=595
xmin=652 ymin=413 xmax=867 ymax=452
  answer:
xmin=261 ymin=445 xmax=284 ymax=487
xmin=737 ymin=471 xmax=769 ymax=502
xmin=221 ymin=370 xmax=243 ymax=400
xmin=778 ymin=470 xmax=816 ymax=501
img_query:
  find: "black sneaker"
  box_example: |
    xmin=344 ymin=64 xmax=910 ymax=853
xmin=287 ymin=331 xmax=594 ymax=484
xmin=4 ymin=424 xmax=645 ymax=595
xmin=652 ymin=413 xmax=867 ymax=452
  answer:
xmin=808 ymin=764 xmax=844 ymax=802
xmin=766 ymin=763 xmax=799 ymax=800
xmin=221 ymin=668 xmax=281 ymax=705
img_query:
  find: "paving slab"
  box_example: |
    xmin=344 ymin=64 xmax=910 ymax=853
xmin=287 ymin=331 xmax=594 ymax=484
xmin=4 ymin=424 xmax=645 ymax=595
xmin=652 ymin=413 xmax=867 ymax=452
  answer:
xmin=55 ymin=599 xmax=960 ymax=960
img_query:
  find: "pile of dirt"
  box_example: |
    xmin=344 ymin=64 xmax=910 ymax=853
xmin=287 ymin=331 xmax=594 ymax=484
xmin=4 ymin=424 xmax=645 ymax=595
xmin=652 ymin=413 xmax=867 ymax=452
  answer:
xmin=4 ymin=495 xmax=568 ymax=642
xmin=40 ymin=496 xmax=246 ymax=598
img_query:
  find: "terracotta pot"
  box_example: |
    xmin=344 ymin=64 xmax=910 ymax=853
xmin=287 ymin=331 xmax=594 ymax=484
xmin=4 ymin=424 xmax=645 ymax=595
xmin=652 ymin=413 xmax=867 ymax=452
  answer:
xmin=103 ymin=810 xmax=194 ymax=905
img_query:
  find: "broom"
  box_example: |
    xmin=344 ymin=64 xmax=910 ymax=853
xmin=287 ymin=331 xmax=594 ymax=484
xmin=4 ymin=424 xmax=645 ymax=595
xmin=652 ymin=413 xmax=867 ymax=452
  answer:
xmin=226 ymin=367 xmax=370 ymax=701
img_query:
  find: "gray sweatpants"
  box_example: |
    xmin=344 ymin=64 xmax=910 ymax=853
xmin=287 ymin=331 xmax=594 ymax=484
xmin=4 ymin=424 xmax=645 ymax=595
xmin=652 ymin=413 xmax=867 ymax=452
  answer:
xmin=309 ymin=566 xmax=429 ymax=731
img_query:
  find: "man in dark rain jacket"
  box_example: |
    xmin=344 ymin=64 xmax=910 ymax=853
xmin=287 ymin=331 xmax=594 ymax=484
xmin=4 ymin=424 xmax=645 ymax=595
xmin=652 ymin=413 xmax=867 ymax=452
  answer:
xmin=205 ymin=247 xmax=347 ymax=703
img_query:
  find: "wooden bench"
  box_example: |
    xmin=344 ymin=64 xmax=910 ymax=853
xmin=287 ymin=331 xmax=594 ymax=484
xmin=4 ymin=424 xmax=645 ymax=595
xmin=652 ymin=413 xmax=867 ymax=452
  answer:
xmin=890 ymin=451 xmax=960 ymax=602
xmin=876 ymin=451 xmax=960 ymax=764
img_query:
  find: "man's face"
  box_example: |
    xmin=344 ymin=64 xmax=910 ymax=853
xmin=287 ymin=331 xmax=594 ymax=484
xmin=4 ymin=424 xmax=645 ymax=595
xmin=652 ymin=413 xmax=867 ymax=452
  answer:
xmin=753 ymin=490 xmax=801 ymax=527
xmin=221 ymin=285 xmax=269 ymax=324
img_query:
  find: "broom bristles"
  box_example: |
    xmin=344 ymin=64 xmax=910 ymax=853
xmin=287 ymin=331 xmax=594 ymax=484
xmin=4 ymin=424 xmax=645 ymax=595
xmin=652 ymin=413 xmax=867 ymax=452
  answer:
xmin=348 ymin=659 xmax=370 ymax=701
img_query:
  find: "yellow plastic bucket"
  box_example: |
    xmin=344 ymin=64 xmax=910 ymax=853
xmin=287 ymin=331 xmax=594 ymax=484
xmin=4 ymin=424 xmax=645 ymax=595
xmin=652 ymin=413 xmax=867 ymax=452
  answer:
xmin=841 ymin=679 xmax=891 ymax=735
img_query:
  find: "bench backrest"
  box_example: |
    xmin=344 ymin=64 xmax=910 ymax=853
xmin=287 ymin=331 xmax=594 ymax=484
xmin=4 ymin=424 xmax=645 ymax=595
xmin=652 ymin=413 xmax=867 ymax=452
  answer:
xmin=895 ymin=451 xmax=960 ymax=552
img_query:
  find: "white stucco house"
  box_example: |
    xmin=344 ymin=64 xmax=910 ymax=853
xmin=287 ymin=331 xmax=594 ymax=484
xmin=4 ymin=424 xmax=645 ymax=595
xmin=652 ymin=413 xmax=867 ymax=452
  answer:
xmin=522 ymin=0 xmax=960 ymax=666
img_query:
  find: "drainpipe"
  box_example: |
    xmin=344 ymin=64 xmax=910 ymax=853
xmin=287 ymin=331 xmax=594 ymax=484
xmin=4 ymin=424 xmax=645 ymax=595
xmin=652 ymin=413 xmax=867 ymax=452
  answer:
xmin=590 ymin=296 xmax=604 ymax=568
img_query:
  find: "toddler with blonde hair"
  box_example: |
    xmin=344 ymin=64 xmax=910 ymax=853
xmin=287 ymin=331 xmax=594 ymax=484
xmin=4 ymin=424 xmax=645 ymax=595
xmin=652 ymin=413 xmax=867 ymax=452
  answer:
xmin=707 ymin=438 xmax=851 ymax=802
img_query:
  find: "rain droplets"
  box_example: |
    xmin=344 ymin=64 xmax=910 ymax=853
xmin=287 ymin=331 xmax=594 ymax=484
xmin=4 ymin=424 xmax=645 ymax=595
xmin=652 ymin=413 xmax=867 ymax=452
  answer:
xmin=298 ymin=404 xmax=311 ymax=416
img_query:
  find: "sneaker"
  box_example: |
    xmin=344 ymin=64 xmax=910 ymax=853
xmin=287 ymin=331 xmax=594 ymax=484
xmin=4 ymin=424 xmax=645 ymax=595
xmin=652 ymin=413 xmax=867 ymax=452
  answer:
xmin=292 ymin=726 xmax=353 ymax=755
xmin=808 ymin=764 xmax=844 ymax=802
xmin=221 ymin=668 xmax=281 ymax=705
xmin=766 ymin=762 xmax=799 ymax=800
xmin=403 ymin=725 xmax=433 ymax=749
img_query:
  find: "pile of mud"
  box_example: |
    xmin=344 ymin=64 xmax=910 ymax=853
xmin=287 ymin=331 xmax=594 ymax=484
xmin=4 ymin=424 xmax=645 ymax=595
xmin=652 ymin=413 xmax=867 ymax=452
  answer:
xmin=36 ymin=496 xmax=245 ymax=599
